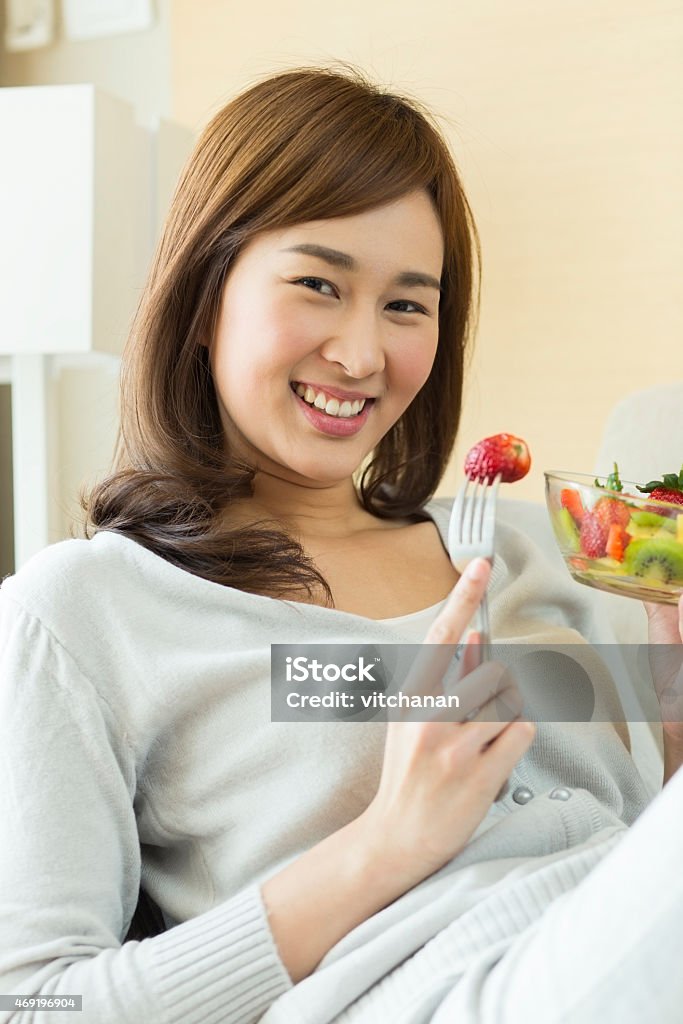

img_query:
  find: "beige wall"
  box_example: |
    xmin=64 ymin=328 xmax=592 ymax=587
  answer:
xmin=169 ymin=0 xmax=683 ymax=502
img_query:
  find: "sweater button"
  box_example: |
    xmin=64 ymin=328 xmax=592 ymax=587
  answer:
xmin=549 ymin=787 xmax=572 ymax=801
xmin=511 ymin=786 xmax=534 ymax=804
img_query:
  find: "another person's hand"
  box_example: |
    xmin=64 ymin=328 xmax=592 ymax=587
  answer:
xmin=358 ymin=558 xmax=535 ymax=891
xmin=644 ymin=593 xmax=683 ymax=782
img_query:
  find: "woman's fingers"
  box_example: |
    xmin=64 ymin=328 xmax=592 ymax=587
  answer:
xmin=459 ymin=630 xmax=482 ymax=676
xmin=403 ymin=629 xmax=482 ymax=709
xmin=427 ymin=559 xmax=491 ymax=645
xmin=450 ymin=658 xmax=513 ymax=716
xmin=648 ymin=592 xmax=683 ymax=636
xmin=644 ymin=600 xmax=682 ymax=645
xmin=479 ymin=719 xmax=536 ymax=778
xmin=396 ymin=559 xmax=529 ymax=740
xmin=401 ymin=560 xmax=491 ymax=705
xmin=461 ymin=677 xmax=524 ymax=730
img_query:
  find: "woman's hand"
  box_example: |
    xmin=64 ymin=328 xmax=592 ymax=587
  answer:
xmin=357 ymin=558 xmax=536 ymax=892
xmin=644 ymin=593 xmax=683 ymax=783
xmin=262 ymin=558 xmax=535 ymax=984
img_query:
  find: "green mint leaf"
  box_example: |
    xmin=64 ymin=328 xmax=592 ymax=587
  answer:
xmin=605 ymin=462 xmax=623 ymax=492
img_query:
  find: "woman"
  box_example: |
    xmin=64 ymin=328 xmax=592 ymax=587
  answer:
xmin=1 ymin=64 xmax=681 ymax=1024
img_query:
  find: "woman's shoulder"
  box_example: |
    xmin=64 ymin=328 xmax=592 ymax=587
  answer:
xmin=2 ymin=531 xmax=137 ymax=617
xmin=0 ymin=528 xmax=263 ymax=651
xmin=0 ymin=531 xmax=183 ymax=662
xmin=3 ymin=534 xmax=97 ymax=601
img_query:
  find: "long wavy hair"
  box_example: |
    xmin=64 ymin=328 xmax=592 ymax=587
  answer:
xmin=79 ymin=63 xmax=480 ymax=607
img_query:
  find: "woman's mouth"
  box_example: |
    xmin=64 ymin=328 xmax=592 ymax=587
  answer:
xmin=289 ymin=382 xmax=376 ymax=438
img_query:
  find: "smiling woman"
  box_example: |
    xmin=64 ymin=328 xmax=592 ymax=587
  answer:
xmin=4 ymin=59 xmax=677 ymax=1024
xmin=205 ymin=190 xmax=444 ymax=492
xmin=76 ymin=64 xmax=480 ymax=607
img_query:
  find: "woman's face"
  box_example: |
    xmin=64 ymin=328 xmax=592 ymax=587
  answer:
xmin=209 ymin=188 xmax=444 ymax=486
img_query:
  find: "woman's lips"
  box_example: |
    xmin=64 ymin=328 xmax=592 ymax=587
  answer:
xmin=290 ymin=386 xmax=375 ymax=438
xmin=291 ymin=380 xmax=376 ymax=402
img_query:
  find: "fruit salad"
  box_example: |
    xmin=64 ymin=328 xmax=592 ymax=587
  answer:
xmin=546 ymin=463 xmax=683 ymax=605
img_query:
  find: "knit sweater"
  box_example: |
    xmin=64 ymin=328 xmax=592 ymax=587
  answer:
xmin=0 ymin=497 xmax=652 ymax=1024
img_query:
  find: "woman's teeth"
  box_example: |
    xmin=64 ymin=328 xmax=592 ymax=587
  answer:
xmin=291 ymin=382 xmax=367 ymax=418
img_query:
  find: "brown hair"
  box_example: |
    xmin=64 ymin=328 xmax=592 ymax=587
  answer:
xmin=79 ymin=62 xmax=480 ymax=607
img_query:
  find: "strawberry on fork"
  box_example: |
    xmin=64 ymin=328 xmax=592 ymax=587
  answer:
xmin=464 ymin=433 xmax=531 ymax=484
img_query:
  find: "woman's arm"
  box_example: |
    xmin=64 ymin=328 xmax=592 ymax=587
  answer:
xmin=1 ymin=561 xmax=531 ymax=1016
xmin=263 ymin=560 xmax=535 ymax=982
xmin=263 ymin=707 xmax=531 ymax=985
xmin=0 ymin=594 xmax=291 ymax=1024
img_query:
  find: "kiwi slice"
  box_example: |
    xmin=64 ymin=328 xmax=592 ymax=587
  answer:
xmin=622 ymin=537 xmax=683 ymax=585
xmin=551 ymin=508 xmax=580 ymax=553
xmin=629 ymin=510 xmax=676 ymax=533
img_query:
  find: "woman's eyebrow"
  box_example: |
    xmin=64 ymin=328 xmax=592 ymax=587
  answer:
xmin=280 ymin=243 xmax=442 ymax=292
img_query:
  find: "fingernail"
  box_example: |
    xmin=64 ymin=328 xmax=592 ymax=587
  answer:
xmin=464 ymin=558 xmax=488 ymax=582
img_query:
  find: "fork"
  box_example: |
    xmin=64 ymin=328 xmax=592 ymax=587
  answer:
xmin=447 ymin=472 xmax=502 ymax=657
xmin=447 ymin=472 xmax=510 ymax=800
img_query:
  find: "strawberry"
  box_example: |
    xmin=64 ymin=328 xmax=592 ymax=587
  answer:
xmin=592 ymin=461 xmax=632 ymax=529
xmin=606 ymin=522 xmax=630 ymax=562
xmin=636 ymin=466 xmax=683 ymax=512
xmin=464 ymin=433 xmax=531 ymax=484
xmin=579 ymin=512 xmax=608 ymax=558
xmin=648 ymin=490 xmax=683 ymax=506
xmin=593 ymin=496 xmax=631 ymax=530
xmin=561 ymin=488 xmax=585 ymax=525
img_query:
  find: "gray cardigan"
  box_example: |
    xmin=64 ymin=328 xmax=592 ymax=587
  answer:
xmin=0 ymin=497 xmax=651 ymax=1023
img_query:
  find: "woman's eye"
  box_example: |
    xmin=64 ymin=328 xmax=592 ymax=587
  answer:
xmin=294 ymin=277 xmax=336 ymax=296
xmin=293 ymin=278 xmax=427 ymax=315
xmin=388 ymin=300 xmax=427 ymax=315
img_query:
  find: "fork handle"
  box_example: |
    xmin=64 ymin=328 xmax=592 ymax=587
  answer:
xmin=476 ymin=591 xmax=510 ymax=801
xmin=476 ymin=593 xmax=491 ymax=652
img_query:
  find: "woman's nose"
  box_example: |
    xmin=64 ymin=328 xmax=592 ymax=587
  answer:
xmin=319 ymin=313 xmax=386 ymax=380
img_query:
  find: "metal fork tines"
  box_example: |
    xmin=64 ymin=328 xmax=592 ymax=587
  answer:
xmin=447 ymin=473 xmax=502 ymax=650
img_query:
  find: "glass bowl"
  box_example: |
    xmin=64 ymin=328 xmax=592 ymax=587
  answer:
xmin=545 ymin=471 xmax=683 ymax=606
